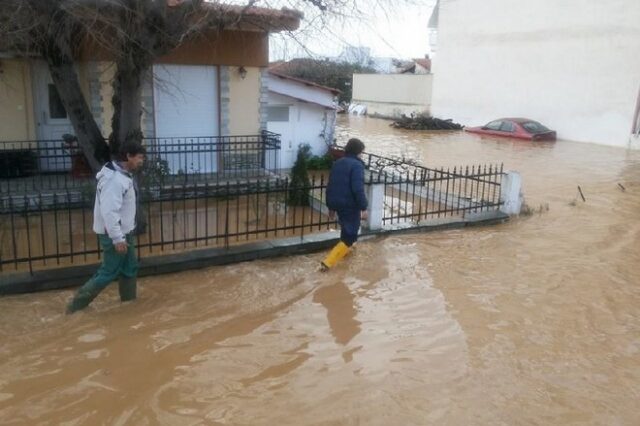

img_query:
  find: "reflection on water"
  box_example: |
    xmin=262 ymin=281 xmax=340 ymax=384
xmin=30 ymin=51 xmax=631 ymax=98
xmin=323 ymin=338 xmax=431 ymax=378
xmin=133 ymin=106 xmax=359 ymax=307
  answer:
xmin=0 ymin=115 xmax=639 ymax=425
xmin=313 ymin=280 xmax=361 ymax=346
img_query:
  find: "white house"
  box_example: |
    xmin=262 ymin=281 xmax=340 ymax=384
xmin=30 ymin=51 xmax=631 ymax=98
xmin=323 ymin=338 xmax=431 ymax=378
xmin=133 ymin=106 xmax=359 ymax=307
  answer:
xmin=429 ymin=0 xmax=640 ymax=148
xmin=266 ymin=71 xmax=339 ymax=169
xmin=0 ymin=5 xmax=303 ymax=175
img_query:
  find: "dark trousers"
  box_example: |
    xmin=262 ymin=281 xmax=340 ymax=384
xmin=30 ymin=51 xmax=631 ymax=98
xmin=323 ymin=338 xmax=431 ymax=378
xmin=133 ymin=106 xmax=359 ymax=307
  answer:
xmin=67 ymin=234 xmax=138 ymax=313
xmin=337 ymin=209 xmax=361 ymax=246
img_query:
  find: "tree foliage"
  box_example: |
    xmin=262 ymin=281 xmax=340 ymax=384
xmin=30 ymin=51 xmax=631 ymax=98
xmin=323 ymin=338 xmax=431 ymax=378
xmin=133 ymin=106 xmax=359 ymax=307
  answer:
xmin=272 ymin=58 xmax=376 ymax=103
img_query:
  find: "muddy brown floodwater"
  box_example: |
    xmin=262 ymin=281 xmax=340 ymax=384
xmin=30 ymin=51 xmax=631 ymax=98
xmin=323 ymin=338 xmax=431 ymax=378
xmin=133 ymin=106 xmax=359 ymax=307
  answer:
xmin=1 ymin=115 xmax=639 ymax=425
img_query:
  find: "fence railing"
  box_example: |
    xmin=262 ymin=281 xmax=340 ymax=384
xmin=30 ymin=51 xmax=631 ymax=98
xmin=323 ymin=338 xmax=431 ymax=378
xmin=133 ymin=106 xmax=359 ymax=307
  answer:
xmin=360 ymin=152 xmax=504 ymax=225
xmin=0 ymin=174 xmax=332 ymax=274
xmin=0 ymin=132 xmax=281 ymax=195
xmin=0 ymin=156 xmax=507 ymax=274
xmin=373 ymin=164 xmax=503 ymax=226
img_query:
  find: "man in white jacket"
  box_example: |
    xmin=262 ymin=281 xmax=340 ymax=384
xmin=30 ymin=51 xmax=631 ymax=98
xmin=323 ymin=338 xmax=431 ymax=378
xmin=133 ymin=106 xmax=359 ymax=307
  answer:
xmin=67 ymin=142 xmax=146 ymax=313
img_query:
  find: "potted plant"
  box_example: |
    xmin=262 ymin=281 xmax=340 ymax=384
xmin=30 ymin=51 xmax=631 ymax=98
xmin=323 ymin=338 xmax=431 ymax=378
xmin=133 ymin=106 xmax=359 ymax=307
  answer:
xmin=62 ymin=134 xmax=92 ymax=178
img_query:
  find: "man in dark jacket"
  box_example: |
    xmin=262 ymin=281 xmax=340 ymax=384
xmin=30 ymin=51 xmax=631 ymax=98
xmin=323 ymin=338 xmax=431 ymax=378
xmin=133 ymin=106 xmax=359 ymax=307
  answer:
xmin=322 ymin=138 xmax=368 ymax=270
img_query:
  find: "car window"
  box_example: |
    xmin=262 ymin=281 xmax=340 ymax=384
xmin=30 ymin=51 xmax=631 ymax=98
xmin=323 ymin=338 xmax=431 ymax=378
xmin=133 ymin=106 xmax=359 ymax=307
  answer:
xmin=522 ymin=121 xmax=550 ymax=134
xmin=500 ymin=121 xmax=515 ymax=132
xmin=485 ymin=121 xmax=502 ymax=131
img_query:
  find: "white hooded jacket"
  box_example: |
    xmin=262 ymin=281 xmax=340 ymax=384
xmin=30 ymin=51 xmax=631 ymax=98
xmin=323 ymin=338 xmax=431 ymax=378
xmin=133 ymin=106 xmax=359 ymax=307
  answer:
xmin=92 ymin=162 xmax=137 ymax=243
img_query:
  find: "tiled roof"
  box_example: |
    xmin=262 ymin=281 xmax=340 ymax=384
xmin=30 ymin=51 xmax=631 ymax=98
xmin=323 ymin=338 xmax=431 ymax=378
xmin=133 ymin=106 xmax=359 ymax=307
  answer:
xmin=413 ymin=58 xmax=432 ymax=71
xmin=268 ymin=69 xmax=341 ymax=95
xmin=171 ymin=2 xmax=302 ymax=32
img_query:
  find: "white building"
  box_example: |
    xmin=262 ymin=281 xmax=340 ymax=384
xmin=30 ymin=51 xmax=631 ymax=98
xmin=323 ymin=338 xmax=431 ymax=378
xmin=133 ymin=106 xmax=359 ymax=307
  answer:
xmin=266 ymin=71 xmax=339 ymax=169
xmin=427 ymin=0 xmax=439 ymax=56
xmin=429 ymin=0 xmax=640 ymax=148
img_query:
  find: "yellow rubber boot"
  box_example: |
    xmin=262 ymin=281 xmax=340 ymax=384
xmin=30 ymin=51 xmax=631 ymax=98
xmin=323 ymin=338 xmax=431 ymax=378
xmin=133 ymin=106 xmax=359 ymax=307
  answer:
xmin=321 ymin=242 xmax=351 ymax=270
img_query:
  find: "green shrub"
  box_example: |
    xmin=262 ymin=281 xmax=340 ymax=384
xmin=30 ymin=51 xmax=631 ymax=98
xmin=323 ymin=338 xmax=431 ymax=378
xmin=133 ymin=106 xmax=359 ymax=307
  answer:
xmin=288 ymin=146 xmax=311 ymax=206
xmin=306 ymin=154 xmax=333 ymax=170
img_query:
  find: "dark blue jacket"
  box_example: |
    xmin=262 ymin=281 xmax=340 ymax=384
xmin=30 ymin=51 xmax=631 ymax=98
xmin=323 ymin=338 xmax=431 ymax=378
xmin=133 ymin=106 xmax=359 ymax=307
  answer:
xmin=326 ymin=154 xmax=368 ymax=211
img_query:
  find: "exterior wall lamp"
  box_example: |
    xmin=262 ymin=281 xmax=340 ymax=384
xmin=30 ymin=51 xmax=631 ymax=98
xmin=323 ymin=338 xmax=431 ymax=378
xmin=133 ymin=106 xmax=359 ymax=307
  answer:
xmin=238 ymin=66 xmax=247 ymax=80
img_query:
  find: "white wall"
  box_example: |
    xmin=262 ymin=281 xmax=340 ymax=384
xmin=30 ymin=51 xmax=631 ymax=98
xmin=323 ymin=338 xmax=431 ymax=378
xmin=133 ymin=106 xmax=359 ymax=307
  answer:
xmin=431 ymin=0 xmax=640 ymax=147
xmin=296 ymin=103 xmax=331 ymax=155
xmin=267 ymin=92 xmax=334 ymax=169
xmin=352 ymin=74 xmax=433 ymax=118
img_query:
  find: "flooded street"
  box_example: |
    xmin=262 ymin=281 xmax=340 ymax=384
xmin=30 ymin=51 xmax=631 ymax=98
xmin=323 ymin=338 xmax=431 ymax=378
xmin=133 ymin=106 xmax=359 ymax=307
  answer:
xmin=1 ymin=116 xmax=639 ymax=425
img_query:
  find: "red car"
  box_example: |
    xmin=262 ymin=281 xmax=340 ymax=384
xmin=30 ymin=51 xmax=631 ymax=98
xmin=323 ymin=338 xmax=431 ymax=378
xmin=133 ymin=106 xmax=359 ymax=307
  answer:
xmin=465 ymin=118 xmax=556 ymax=141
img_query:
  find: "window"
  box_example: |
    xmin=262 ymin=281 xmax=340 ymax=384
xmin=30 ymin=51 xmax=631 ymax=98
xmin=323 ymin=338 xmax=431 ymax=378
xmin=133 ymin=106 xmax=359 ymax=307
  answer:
xmin=522 ymin=121 xmax=550 ymax=134
xmin=267 ymin=106 xmax=289 ymax=122
xmin=500 ymin=121 xmax=515 ymax=132
xmin=485 ymin=120 xmax=502 ymax=131
xmin=48 ymin=84 xmax=67 ymax=119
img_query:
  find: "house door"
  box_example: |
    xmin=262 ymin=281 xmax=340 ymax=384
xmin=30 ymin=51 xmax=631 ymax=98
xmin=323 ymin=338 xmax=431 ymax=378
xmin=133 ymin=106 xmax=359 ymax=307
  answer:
xmin=153 ymin=64 xmax=219 ymax=174
xmin=33 ymin=61 xmax=75 ymax=172
xmin=267 ymin=105 xmax=295 ymax=169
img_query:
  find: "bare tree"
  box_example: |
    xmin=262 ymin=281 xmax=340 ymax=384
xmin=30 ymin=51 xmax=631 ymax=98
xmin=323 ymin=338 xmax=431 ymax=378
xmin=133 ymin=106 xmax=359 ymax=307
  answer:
xmin=1 ymin=1 xmax=110 ymax=171
xmin=0 ymin=0 xmax=413 ymax=170
xmin=0 ymin=0 xmax=301 ymax=171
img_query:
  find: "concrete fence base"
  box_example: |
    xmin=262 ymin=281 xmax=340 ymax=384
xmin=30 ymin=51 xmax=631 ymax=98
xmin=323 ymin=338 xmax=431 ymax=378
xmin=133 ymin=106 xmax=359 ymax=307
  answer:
xmin=0 ymin=171 xmax=522 ymax=295
xmin=0 ymin=212 xmax=509 ymax=295
xmin=499 ymin=171 xmax=523 ymax=216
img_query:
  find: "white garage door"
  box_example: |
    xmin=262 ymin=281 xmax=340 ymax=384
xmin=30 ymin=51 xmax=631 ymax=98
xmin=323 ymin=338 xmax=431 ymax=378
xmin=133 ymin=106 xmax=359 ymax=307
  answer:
xmin=153 ymin=64 xmax=219 ymax=173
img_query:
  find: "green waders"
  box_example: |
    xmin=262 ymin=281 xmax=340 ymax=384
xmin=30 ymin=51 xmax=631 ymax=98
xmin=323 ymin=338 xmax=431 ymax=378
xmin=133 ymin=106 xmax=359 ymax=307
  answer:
xmin=67 ymin=234 xmax=138 ymax=313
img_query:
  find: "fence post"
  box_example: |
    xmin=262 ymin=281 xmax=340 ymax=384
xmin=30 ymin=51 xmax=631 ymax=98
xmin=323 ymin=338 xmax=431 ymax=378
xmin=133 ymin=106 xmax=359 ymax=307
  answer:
xmin=499 ymin=171 xmax=522 ymax=215
xmin=366 ymin=183 xmax=385 ymax=230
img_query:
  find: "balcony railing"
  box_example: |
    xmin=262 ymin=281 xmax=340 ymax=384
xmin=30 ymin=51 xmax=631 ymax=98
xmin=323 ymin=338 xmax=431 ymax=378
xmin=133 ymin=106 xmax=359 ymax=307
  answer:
xmin=0 ymin=132 xmax=281 ymax=195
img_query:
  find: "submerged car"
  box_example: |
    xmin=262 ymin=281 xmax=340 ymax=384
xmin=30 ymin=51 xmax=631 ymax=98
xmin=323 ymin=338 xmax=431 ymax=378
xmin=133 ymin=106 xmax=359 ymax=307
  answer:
xmin=465 ymin=118 xmax=556 ymax=141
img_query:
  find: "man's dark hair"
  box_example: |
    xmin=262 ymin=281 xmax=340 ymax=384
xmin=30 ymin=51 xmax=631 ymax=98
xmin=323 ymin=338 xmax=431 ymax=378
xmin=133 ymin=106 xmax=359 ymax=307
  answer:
xmin=344 ymin=138 xmax=365 ymax=156
xmin=117 ymin=141 xmax=147 ymax=161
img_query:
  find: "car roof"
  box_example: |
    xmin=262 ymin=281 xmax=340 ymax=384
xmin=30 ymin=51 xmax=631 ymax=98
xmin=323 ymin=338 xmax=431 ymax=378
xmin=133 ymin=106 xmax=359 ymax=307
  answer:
xmin=495 ymin=118 xmax=538 ymax=124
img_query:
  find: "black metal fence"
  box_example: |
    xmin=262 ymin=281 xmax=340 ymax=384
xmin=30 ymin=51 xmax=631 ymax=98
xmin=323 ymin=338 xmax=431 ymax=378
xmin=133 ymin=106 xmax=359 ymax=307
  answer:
xmin=0 ymin=148 xmax=505 ymax=275
xmin=0 ymin=175 xmax=334 ymax=274
xmin=0 ymin=132 xmax=281 ymax=195
xmin=361 ymin=152 xmax=504 ymax=225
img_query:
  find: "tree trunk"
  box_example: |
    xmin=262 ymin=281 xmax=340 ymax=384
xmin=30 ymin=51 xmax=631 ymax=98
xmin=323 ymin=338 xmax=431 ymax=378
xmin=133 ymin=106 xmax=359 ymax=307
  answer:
xmin=110 ymin=64 xmax=146 ymax=155
xmin=110 ymin=61 xmax=149 ymax=235
xmin=38 ymin=6 xmax=110 ymax=174
xmin=47 ymin=61 xmax=109 ymax=172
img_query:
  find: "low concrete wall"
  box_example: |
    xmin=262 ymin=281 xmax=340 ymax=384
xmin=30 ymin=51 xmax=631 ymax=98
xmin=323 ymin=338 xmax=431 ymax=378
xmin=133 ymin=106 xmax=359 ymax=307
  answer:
xmin=357 ymin=101 xmax=431 ymax=119
xmin=0 ymin=212 xmax=509 ymax=295
xmin=352 ymin=74 xmax=433 ymax=118
xmin=0 ymin=170 xmax=520 ymax=295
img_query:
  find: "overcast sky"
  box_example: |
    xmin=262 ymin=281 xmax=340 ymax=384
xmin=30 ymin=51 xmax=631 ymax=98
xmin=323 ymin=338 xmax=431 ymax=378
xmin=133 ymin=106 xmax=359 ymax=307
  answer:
xmin=250 ymin=1 xmax=436 ymax=61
